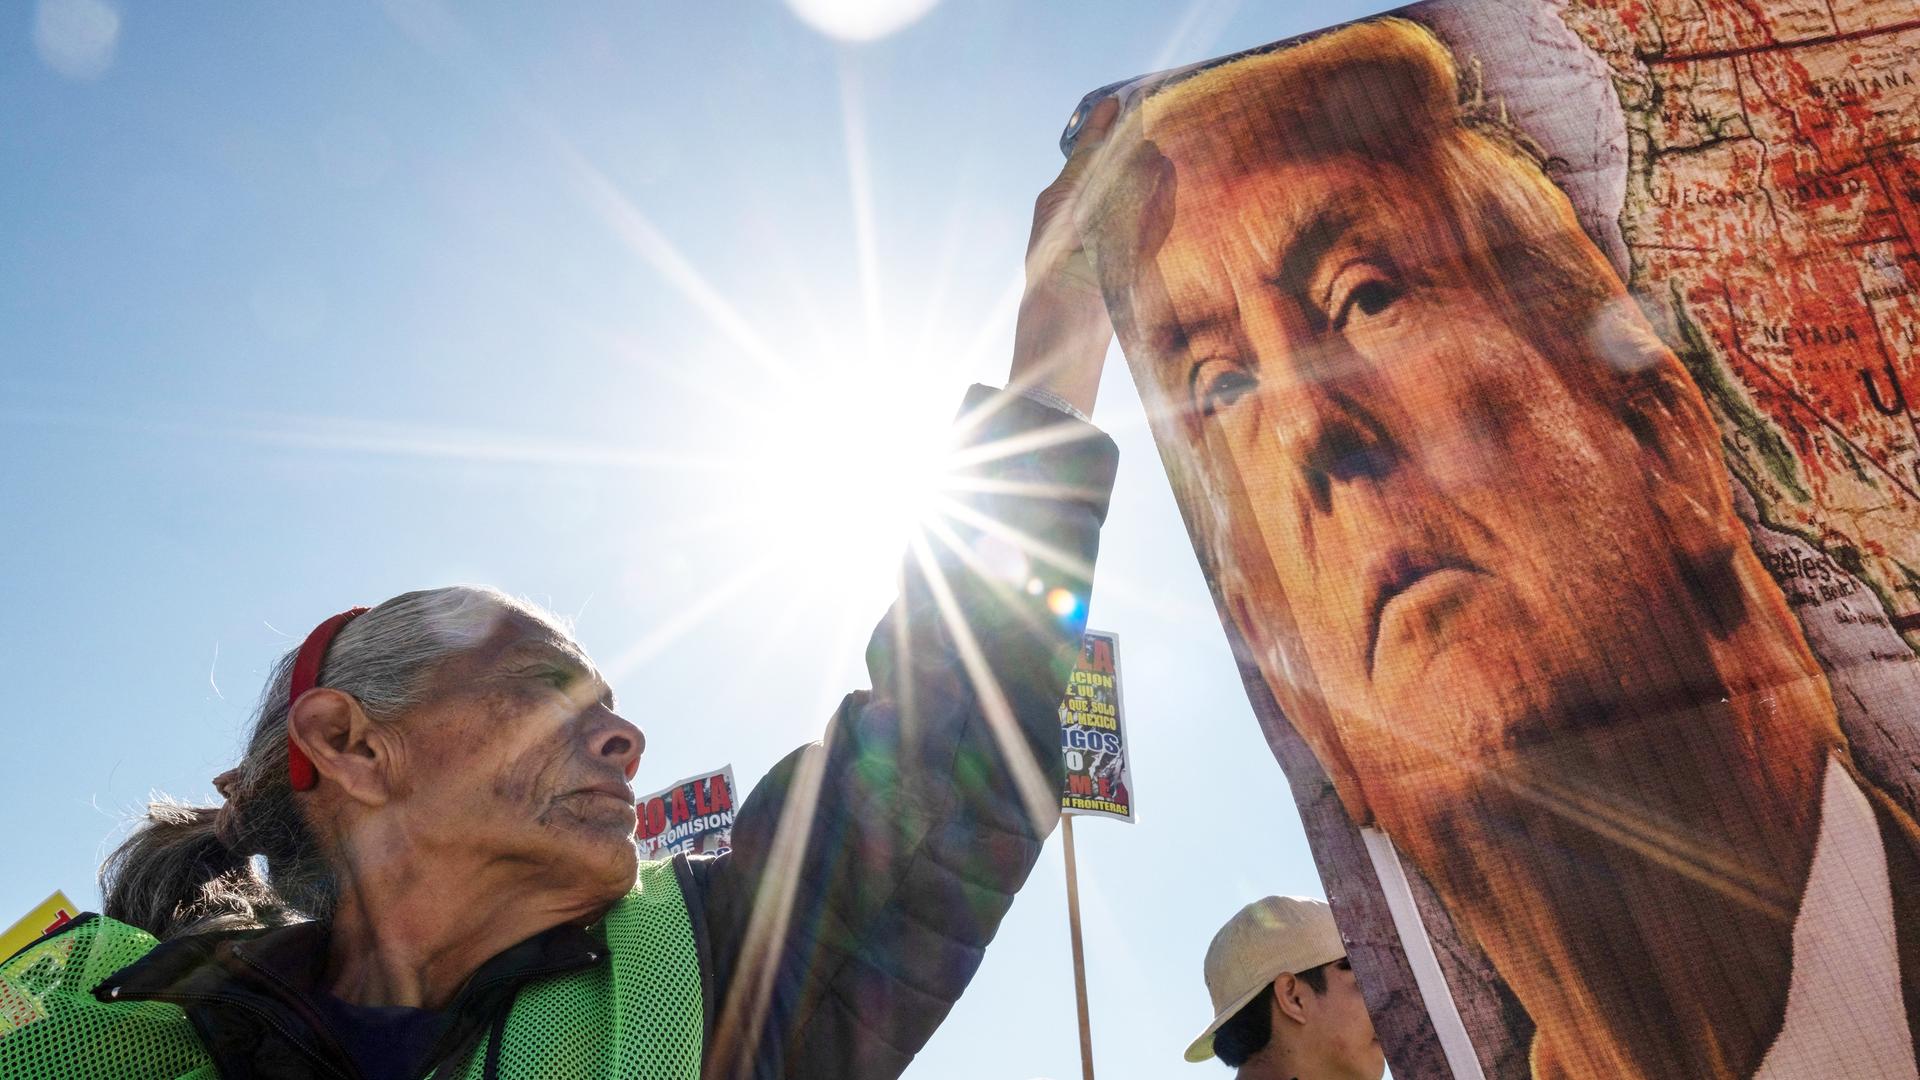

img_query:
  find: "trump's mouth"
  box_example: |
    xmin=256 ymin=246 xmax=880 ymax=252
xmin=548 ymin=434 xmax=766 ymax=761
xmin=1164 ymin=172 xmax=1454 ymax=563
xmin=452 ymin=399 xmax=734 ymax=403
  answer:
xmin=1364 ymin=550 xmax=1488 ymax=678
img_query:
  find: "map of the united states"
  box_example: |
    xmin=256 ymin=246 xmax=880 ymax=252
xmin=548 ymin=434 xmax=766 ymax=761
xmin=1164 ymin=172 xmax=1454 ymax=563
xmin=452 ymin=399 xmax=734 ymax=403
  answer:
xmin=1560 ymin=0 xmax=1920 ymax=651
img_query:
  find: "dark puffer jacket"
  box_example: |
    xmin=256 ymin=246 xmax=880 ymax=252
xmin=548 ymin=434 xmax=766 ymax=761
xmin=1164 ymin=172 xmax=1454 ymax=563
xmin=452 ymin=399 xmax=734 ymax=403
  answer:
xmin=77 ymin=384 xmax=1119 ymax=1080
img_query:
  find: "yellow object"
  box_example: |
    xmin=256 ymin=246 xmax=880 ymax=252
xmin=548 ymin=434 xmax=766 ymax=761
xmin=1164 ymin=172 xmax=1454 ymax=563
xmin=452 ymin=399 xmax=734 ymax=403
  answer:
xmin=0 ymin=894 xmax=77 ymax=964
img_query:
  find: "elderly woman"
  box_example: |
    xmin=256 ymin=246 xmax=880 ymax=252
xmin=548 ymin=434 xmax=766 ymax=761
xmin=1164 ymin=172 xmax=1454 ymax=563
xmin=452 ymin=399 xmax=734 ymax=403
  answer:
xmin=0 ymin=110 xmax=1122 ymax=1080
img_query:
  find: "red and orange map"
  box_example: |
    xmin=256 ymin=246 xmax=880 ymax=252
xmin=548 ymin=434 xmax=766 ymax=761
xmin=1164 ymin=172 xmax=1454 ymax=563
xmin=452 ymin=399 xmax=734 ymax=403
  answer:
xmin=1561 ymin=0 xmax=1920 ymax=646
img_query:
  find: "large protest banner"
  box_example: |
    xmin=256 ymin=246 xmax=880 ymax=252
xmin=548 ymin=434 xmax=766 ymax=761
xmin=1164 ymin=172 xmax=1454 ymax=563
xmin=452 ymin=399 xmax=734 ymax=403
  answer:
xmin=1067 ymin=1 xmax=1920 ymax=1075
xmin=635 ymin=766 xmax=738 ymax=861
xmin=1060 ymin=629 xmax=1135 ymax=822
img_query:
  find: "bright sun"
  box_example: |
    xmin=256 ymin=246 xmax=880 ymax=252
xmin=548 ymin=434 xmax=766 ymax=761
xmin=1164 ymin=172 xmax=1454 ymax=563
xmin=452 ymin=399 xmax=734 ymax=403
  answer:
xmin=724 ymin=360 xmax=961 ymax=604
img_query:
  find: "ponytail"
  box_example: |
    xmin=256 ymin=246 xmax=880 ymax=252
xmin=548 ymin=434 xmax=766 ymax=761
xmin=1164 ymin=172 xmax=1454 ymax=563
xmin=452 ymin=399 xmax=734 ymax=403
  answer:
xmin=100 ymin=800 xmax=296 ymax=939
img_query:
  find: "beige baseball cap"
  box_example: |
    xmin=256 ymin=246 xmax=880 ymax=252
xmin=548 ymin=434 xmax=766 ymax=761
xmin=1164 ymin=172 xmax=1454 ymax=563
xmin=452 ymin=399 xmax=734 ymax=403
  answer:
xmin=1184 ymin=896 xmax=1346 ymax=1063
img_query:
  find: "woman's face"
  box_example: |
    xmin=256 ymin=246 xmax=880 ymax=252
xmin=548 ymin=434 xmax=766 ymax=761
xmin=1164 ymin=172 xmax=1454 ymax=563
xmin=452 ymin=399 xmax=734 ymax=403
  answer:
xmin=371 ymin=608 xmax=647 ymax=903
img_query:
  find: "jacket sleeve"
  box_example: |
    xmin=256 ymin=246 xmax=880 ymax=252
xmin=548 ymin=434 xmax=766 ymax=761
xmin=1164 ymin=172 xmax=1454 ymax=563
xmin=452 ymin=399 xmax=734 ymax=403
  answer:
xmin=688 ymin=383 xmax=1118 ymax=1080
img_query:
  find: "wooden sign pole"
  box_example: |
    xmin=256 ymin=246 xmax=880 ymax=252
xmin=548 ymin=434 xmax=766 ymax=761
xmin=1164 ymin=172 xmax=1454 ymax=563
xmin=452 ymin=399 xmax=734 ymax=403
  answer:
xmin=1062 ymin=815 xmax=1096 ymax=1080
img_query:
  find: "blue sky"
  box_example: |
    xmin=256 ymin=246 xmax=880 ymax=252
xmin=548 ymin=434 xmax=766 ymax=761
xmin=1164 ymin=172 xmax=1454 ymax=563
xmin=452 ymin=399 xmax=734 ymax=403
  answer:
xmin=2 ymin=1 xmax=1399 ymax=1076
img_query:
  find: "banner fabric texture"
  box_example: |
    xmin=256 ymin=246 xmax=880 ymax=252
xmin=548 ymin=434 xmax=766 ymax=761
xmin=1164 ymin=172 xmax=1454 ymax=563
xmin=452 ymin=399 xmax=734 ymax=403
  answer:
xmin=1067 ymin=1 xmax=1920 ymax=1075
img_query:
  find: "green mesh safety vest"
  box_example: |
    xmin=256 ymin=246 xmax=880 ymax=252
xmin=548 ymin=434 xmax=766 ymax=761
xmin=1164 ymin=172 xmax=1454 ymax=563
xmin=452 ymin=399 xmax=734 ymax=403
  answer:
xmin=0 ymin=858 xmax=703 ymax=1080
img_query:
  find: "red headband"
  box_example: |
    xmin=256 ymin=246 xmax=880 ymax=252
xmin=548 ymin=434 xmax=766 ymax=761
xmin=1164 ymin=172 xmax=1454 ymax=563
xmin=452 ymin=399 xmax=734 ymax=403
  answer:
xmin=287 ymin=606 xmax=369 ymax=792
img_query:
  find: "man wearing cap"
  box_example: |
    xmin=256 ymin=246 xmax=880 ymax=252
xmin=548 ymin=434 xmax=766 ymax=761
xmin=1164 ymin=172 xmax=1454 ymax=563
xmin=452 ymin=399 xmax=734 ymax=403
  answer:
xmin=1186 ymin=897 xmax=1385 ymax=1080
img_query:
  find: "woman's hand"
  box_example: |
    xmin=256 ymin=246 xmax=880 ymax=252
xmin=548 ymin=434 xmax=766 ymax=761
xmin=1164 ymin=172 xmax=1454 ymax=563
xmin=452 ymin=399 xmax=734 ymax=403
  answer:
xmin=1008 ymin=96 xmax=1120 ymax=418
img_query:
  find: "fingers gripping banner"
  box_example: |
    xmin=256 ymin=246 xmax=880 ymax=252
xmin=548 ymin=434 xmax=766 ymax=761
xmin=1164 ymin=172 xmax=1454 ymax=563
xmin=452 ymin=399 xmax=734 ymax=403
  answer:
xmin=1068 ymin=2 xmax=1920 ymax=1076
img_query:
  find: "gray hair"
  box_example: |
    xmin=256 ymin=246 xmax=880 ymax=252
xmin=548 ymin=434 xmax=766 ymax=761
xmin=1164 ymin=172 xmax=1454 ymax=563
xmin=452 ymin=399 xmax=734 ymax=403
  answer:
xmin=102 ymin=585 xmax=566 ymax=940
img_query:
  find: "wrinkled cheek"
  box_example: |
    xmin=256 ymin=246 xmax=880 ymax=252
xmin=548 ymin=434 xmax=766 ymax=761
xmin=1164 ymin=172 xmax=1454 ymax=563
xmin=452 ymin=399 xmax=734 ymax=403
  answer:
xmin=484 ymin=751 xmax=546 ymax=811
xmin=1420 ymin=408 xmax=1510 ymax=495
xmin=1409 ymin=347 xmax=1545 ymax=492
xmin=1224 ymin=536 xmax=1344 ymax=696
xmin=1218 ymin=497 xmax=1374 ymax=732
xmin=490 ymin=751 xmax=556 ymax=807
xmin=465 ymin=690 xmax=561 ymax=807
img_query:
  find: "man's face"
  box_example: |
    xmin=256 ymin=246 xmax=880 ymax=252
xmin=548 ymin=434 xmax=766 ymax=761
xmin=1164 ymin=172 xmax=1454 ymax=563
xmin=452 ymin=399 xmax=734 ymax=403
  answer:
xmin=379 ymin=609 xmax=645 ymax=902
xmin=1131 ymin=142 xmax=1717 ymax=822
xmin=1295 ymin=959 xmax=1386 ymax=1080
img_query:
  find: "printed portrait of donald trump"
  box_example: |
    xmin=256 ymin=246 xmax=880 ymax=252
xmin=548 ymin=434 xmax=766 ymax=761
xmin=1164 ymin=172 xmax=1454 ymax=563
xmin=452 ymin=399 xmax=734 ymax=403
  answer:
xmin=1081 ymin=17 xmax=1920 ymax=1079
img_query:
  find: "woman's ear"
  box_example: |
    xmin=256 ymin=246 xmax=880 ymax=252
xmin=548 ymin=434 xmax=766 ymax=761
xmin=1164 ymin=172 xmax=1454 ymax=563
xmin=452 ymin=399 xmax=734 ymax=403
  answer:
xmin=288 ymin=689 xmax=394 ymax=808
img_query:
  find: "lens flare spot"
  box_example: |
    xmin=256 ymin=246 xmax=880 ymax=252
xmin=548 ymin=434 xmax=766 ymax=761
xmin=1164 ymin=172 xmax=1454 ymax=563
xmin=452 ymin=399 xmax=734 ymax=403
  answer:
xmin=1046 ymin=588 xmax=1080 ymax=619
xmin=34 ymin=0 xmax=119 ymax=80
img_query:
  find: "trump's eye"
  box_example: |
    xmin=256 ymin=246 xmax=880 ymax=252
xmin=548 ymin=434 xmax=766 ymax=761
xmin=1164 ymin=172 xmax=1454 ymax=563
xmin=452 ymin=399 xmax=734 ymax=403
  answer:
xmin=1327 ymin=261 xmax=1404 ymax=331
xmin=1194 ymin=362 xmax=1257 ymax=419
